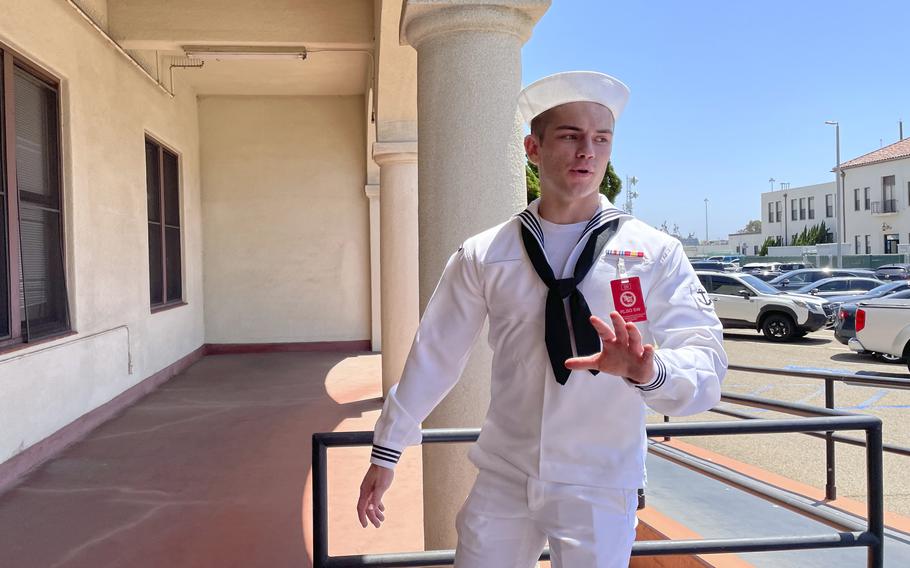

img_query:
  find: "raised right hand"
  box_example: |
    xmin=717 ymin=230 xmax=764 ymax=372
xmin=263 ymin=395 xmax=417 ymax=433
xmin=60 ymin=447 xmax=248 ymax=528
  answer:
xmin=356 ymin=464 xmax=395 ymax=528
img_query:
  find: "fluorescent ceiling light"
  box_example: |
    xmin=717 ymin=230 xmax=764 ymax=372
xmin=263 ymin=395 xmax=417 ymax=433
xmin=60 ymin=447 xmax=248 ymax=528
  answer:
xmin=183 ymin=46 xmax=307 ymax=61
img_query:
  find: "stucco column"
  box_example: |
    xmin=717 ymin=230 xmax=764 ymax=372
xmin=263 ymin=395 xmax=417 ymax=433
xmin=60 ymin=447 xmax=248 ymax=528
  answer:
xmin=401 ymin=0 xmax=550 ymax=552
xmin=372 ymin=142 xmax=419 ymax=397
xmin=365 ymin=184 xmax=381 ymax=352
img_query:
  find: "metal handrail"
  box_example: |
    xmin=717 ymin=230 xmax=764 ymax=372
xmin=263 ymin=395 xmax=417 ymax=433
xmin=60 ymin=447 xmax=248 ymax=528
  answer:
xmin=682 ymin=364 xmax=910 ymax=500
xmin=312 ymin=414 xmax=884 ymax=567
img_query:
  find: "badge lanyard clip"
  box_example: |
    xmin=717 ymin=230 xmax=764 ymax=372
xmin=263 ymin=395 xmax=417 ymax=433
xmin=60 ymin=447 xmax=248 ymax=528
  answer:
xmin=617 ymin=257 xmax=627 ymax=278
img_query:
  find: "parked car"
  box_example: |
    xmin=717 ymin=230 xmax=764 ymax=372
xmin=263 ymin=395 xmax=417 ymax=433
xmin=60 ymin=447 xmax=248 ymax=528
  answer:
xmin=778 ymin=262 xmax=813 ymax=271
xmin=690 ymin=260 xmax=726 ymax=271
xmin=769 ymin=268 xmax=877 ymax=291
xmin=825 ymin=280 xmax=910 ymax=315
xmin=741 ymin=262 xmax=782 ymax=274
xmin=722 ymin=262 xmax=740 ymax=272
xmin=850 ymin=297 xmax=910 ymax=370
xmin=695 ymin=271 xmax=830 ymax=341
xmin=707 ymin=255 xmax=743 ymax=264
xmin=787 ymin=276 xmax=883 ymax=298
xmin=834 ymin=289 xmax=910 ymax=362
xmin=751 ymin=270 xmax=782 ymax=281
xmin=874 ymin=263 xmax=910 ymax=281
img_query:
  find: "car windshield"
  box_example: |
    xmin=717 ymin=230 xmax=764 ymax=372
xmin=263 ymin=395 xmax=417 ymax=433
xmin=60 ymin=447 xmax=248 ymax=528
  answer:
xmin=740 ymin=274 xmax=779 ymax=294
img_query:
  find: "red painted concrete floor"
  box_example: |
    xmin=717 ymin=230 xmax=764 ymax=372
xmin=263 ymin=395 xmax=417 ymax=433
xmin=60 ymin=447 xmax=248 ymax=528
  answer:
xmin=0 ymin=352 xmax=426 ymax=568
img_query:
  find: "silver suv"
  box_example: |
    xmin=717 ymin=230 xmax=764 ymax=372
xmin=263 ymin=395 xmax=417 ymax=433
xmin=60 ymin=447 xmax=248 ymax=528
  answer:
xmin=695 ymin=271 xmax=831 ymax=341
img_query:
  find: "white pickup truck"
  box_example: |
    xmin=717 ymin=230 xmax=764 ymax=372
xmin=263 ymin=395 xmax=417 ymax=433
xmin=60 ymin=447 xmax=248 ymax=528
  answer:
xmin=850 ymin=298 xmax=910 ymax=371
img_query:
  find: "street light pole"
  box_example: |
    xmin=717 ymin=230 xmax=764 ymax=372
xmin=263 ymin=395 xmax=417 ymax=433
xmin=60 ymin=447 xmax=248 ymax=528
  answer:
xmin=825 ymin=121 xmax=842 ymax=268
xmin=704 ymin=197 xmax=709 ymax=243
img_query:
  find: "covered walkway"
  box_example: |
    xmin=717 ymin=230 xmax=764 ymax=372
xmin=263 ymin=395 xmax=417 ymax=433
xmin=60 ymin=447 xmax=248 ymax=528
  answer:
xmin=0 ymin=352 xmax=424 ymax=568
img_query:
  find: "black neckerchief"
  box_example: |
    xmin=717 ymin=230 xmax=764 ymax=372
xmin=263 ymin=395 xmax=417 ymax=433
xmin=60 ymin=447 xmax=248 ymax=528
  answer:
xmin=516 ymin=199 xmax=630 ymax=385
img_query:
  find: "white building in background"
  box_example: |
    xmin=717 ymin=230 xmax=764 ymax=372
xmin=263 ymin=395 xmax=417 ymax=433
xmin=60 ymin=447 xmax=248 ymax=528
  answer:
xmin=840 ymin=138 xmax=910 ymax=254
xmin=760 ymin=182 xmax=836 ymax=246
xmin=728 ymin=231 xmax=764 ymax=255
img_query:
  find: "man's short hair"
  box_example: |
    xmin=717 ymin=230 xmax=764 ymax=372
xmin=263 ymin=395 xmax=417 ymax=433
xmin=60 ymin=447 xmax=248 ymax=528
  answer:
xmin=529 ymin=107 xmax=554 ymax=143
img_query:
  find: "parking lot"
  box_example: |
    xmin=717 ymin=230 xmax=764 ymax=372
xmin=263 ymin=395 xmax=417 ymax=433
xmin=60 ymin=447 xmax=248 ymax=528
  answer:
xmin=648 ymin=327 xmax=910 ymax=517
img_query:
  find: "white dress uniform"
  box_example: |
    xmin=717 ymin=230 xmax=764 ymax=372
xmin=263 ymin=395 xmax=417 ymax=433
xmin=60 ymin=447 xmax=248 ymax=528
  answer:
xmin=368 ymin=72 xmax=728 ymax=567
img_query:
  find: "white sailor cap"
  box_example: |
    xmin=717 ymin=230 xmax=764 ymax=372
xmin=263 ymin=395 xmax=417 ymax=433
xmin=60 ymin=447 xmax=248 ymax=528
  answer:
xmin=518 ymin=71 xmax=631 ymax=125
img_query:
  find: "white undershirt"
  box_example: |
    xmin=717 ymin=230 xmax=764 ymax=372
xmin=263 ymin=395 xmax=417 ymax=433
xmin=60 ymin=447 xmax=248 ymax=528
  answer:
xmin=538 ymin=217 xmax=588 ymax=277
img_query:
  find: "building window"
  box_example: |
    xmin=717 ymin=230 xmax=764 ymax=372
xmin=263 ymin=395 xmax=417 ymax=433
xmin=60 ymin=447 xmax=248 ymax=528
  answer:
xmin=854 ymin=235 xmax=860 ymax=254
xmin=799 ymin=197 xmax=806 ymax=220
xmin=775 ymin=201 xmax=781 ymax=222
xmin=826 ymin=194 xmax=833 ymax=217
xmin=884 ymin=234 xmax=899 ymax=254
xmin=791 ymin=199 xmax=798 ymax=221
xmin=145 ymin=137 xmax=183 ymax=308
xmin=0 ymin=47 xmax=70 ymax=347
xmin=865 ymin=235 xmax=871 ymax=254
xmin=864 ymin=187 xmax=870 ymax=210
xmin=882 ymin=175 xmax=896 ymax=213
xmin=767 ymin=202 xmax=773 ymax=223
xmin=854 ymin=188 xmax=860 ymax=211
xmin=807 ymin=196 xmax=815 ymax=219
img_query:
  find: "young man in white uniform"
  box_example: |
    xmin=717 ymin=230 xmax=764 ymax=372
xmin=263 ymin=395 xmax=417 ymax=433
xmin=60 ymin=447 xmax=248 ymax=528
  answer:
xmin=356 ymin=71 xmax=727 ymax=567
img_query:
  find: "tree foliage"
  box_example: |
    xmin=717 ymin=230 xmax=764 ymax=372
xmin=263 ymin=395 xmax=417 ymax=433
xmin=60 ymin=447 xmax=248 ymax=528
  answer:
xmin=739 ymin=219 xmax=762 ymax=233
xmin=790 ymin=221 xmax=831 ymax=246
xmin=759 ymin=236 xmax=781 ymax=256
xmin=526 ymin=161 xmax=622 ymax=204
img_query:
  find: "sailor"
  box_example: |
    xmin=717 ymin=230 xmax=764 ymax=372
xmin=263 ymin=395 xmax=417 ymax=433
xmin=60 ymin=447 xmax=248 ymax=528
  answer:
xmin=356 ymin=71 xmax=728 ymax=567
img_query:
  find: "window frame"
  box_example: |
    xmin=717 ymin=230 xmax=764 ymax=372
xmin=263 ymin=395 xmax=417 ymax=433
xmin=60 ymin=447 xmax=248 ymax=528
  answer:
xmin=825 ymin=194 xmax=833 ymax=217
xmin=144 ymin=133 xmax=185 ymax=312
xmin=0 ymin=42 xmax=71 ymax=351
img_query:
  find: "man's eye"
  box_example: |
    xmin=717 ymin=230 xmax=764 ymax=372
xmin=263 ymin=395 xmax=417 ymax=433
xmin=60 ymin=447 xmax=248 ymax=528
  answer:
xmin=596 ymin=137 xmax=611 ymax=143
xmin=561 ymin=135 xmax=577 ymax=140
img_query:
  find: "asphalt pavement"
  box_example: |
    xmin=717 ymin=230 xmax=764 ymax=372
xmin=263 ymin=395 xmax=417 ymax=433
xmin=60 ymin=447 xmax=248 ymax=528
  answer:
xmin=647 ymin=326 xmax=910 ymax=518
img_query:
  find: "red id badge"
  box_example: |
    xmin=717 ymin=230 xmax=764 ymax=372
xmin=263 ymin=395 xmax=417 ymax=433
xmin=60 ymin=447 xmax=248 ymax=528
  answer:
xmin=610 ymin=276 xmax=647 ymax=322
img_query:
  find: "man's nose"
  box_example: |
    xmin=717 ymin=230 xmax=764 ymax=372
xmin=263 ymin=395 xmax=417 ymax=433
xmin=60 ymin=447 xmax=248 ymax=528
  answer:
xmin=576 ymin=139 xmax=595 ymax=159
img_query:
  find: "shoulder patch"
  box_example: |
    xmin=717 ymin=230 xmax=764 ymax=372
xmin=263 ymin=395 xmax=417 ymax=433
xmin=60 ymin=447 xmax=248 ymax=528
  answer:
xmin=691 ymin=284 xmax=714 ymax=309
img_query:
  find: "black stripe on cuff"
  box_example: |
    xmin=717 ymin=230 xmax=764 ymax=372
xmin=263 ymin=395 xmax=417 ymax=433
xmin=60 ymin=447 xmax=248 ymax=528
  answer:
xmin=371 ymin=445 xmax=402 ymax=464
xmin=637 ymin=354 xmax=667 ymax=392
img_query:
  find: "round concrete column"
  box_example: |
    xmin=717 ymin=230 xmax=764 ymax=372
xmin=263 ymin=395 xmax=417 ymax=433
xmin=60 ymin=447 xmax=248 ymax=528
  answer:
xmin=372 ymin=142 xmax=420 ymax=398
xmin=401 ymin=0 xmax=550 ymax=551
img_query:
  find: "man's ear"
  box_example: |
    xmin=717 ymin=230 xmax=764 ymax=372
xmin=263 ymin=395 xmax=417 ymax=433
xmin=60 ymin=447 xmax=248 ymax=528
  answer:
xmin=524 ymin=134 xmax=541 ymax=166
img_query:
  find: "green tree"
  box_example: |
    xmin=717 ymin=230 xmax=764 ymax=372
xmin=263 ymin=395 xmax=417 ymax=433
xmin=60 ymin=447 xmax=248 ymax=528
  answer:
xmin=525 ymin=160 xmax=622 ymax=204
xmin=739 ymin=219 xmax=761 ymax=233
xmin=758 ymin=235 xmax=781 ymax=256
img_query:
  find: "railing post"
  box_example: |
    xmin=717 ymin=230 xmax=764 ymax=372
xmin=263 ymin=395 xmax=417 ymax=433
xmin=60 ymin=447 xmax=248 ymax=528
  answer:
xmin=312 ymin=434 xmax=329 ymax=568
xmin=663 ymin=415 xmax=670 ymax=442
xmin=824 ymin=378 xmax=837 ymax=500
xmin=866 ymin=422 xmax=884 ymax=568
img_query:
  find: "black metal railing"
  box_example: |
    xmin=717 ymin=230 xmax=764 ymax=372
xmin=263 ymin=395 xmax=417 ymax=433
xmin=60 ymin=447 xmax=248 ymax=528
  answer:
xmin=711 ymin=364 xmax=910 ymax=501
xmin=312 ymin=413 xmax=884 ymax=567
xmin=872 ymin=199 xmax=898 ymax=214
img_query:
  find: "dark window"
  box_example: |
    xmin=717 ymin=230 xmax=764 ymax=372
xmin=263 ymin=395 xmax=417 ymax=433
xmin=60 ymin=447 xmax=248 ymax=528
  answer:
xmin=864 ymin=187 xmax=870 ymax=210
xmin=767 ymin=202 xmax=773 ymax=223
xmin=0 ymin=47 xmax=70 ymax=347
xmin=799 ymin=197 xmax=806 ymax=220
xmin=825 ymin=194 xmax=833 ymax=217
xmin=145 ymin=138 xmax=182 ymax=308
xmin=775 ymin=201 xmax=781 ymax=222
xmin=884 ymin=234 xmax=899 ymax=254
xmin=708 ymin=276 xmax=749 ymax=296
xmin=791 ymin=199 xmax=798 ymax=220
xmin=807 ymin=196 xmax=815 ymax=219
xmin=854 ymin=188 xmax=860 ymax=211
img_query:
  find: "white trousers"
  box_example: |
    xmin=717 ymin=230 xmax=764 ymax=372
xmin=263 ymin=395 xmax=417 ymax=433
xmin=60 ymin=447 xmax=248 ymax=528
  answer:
xmin=454 ymin=468 xmax=638 ymax=568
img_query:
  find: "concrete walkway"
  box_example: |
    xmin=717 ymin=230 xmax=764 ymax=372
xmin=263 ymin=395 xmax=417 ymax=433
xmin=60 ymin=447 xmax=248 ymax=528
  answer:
xmin=0 ymin=351 xmax=424 ymax=568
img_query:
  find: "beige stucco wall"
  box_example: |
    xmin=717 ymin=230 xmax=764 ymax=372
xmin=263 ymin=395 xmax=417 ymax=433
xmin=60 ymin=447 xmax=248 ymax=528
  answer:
xmin=0 ymin=0 xmax=204 ymax=463
xmin=199 ymin=96 xmax=370 ymax=344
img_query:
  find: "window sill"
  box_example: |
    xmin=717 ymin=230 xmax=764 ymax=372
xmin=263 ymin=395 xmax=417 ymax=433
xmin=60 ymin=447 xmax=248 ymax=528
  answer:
xmin=0 ymin=330 xmax=78 ymax=357
xmin=151 ymin=301 xmax=188 ymax=314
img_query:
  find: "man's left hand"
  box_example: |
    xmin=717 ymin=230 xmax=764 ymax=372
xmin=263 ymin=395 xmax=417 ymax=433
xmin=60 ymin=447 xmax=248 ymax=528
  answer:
xmin=564 ymin=312 xmax=655 ymax=384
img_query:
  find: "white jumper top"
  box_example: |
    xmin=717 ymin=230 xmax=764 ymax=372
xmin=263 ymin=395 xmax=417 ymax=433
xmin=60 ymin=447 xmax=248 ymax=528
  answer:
xmin=370 ymin=196 xmax=728 ymax=489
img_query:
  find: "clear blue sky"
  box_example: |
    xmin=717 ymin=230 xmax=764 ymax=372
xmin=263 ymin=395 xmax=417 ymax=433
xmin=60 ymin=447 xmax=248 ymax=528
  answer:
xmin=522 ymin=0 xmax=910 ymax=241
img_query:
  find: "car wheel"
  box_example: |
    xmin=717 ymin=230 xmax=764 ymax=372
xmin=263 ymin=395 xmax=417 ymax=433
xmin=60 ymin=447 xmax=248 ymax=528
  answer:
xmin=873 ymin=352 xmax=904 ymax=364
xmin=761 ymin=313 xmax=796 ymax=342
